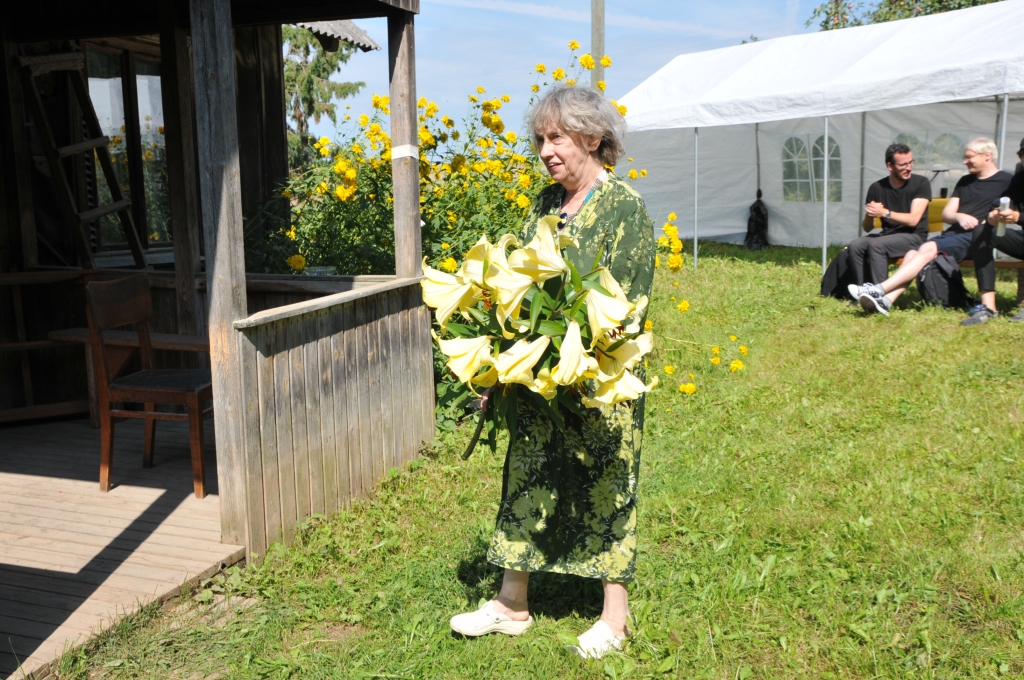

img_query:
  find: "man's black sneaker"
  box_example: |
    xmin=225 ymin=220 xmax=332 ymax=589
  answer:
xmin=960 ymin=304 xmax=997 ymax=326
xmin=859 ymin=293 xmax=891 ymax=317
xmin=1010 ymin=308 xmax=1024 ymax=322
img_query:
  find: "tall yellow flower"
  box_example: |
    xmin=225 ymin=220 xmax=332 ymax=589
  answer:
xmin=568 ymin=40 xmax=580 ymax=50
xmin=421 ymin=257 xmax=480 ymax=330
xmin=551 ymin=320 xmax=598 ymax=385
xmin=435 ymin=334 xmax=494 ymax=383
xmin=508 ymin=216 xmax=566 ymax=283
xmin=601 ymin=55 xmax=612 ymax=68
xmin=582 ymin=371 xmax=657 ymax=408
xmin=579 ymin=54 xmax=596 ymax=70
xmin=596 ymin=80 xmax=606 ymax=92
xmin=493 ymin=336 xmax=551 ymax=386
xmin=552 ymin=68 xmax=566 ymax=81
xmin=536 ymin=63 xmax=547 ymax=74
xmin=286 ymin=254 xmax=305 ymax=271
xmin=483 ymin=241 xmax=535 ymax=337
xmin=585 ymin=287 xmax=634 ymax=348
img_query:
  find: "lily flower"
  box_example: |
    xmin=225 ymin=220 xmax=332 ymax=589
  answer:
xmin=472 ymin=366 xmax=498 ymax=389
xmin=508 ymin=216 xmax=566 ymax=282
xmin=585 ymin=287 xmax=634 ymax=348
xmin=435 ymin=334 xmax=493 ymax=383
xmin=493 ymin=336 xmax=550 ymax=386
xmin=457 ymin=236 xmax=492 ymax=287
xmin=421 ymin=257 xmax=480 ymax=330
xmin=597 ymin=266 xmax=629 ymax=303
xmin=623 ymin=295 xmax=649 ymax=334
xmin=582 ymin=371 xmax=658 ymax=408
xmin=531 ymin=367 xmax=559 ymax=399
xmin=483 ymin=242 xmax=535 ymax=338
xmin=596 ymin=332 xmax=653 ymax=377
xmin=551 ymin=320 xmax=598 ymax=385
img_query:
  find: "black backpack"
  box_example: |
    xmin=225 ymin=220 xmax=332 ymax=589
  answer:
xmin=916 ymin=253 xmax=976 ymax=310
xmin=820 ymin=248 xmax=856 ymax=300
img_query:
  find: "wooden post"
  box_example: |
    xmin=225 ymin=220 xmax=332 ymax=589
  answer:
xmin=159 ymin=0 xmax=205 ymax=343
xmin=591 ymin=0 xmax=605 ymax=88
xmin=388 ymin=11 xmax=421 ymax=279
xmin=188 ymin=0 xmax=248 ymax=546
xmin=0 ymin=28 xmax=36 ymax=270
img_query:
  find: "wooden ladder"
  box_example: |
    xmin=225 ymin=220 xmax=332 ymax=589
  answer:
xmin=18 ymin=52 xmax=146 ymax=269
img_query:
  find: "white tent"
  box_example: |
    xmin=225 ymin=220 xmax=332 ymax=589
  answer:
xmin=620 ymin=0 xmax=1024 ymax=268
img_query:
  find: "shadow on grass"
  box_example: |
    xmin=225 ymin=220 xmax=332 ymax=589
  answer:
xmin=688 ymin=240 xmax=845 ymax=267
xmin=455 ymin=533 xmax=603 ymax=624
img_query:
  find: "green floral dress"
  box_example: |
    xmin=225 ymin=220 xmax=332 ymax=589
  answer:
xmin=486 ymin=173 xmax=656 ymax=582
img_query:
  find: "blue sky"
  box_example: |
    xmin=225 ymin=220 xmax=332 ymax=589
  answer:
xmin=307 ymin=0 xmax=822 ymax=140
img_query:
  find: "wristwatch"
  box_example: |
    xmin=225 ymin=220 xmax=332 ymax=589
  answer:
xmin=884 ymin=210 xmax=891 ymax=220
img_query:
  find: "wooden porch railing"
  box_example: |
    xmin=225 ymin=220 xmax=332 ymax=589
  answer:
xmin=231 ymin=276 xmax=434 ymax=556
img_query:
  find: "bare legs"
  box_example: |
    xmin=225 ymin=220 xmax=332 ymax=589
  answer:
xmin=877 ymin=241 xmax=938 ymax=303
xmin=490 ymin=569 xmax=631 ymax=637
xmin=492 ymin=569 xmax=531 ymax=621
xmin=600 ymin=580 xmax=630 ymax=637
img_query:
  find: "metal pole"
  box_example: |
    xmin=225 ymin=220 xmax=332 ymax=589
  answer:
xmin=858 ymin=110 xmax=867 ymax=241
xmin=591 ymin=0 xmax=605 ymax=88
xmin=694 ymin=127 xmax=699 ymax=269
xmin=822 ymin=115 xmax=829 ymax=274
xmin=998 ymin=93 xmax=1009 ymax=171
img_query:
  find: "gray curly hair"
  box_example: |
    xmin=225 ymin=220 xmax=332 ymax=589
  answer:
xmin=528 ymin=86 xmax=627 ymax=167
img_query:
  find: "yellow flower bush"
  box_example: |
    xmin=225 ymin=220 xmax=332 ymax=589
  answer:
xmin=248 ymin=44 xmax=633 ymax=290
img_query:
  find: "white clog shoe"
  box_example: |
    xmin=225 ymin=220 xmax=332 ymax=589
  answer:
xmin=450 ymin=600 xmax=533 ymax=637
xmin=570 ymin=620 xmax=626 ymax=659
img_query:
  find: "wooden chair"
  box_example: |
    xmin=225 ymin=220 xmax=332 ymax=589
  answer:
xmin=85 ymin=274 xmax=213 ymax=498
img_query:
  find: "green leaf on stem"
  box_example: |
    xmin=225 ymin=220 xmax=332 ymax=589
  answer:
xmin=566 ymin=257 xmax=583 ymax=291
xmin=536 ymin=320 xmax=567 ymax=336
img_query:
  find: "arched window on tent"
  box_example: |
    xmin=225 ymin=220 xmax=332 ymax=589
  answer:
xmin=812 ymin=135 xmax=841 ymax=202
xmin=894 ymin=133 xmax=925 ymax=166
xmin=782 ymin=136 xmax=812 ymax=202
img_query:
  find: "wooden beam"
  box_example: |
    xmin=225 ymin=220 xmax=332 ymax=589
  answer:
xmin=0 ymin=29 xmax=36 ymax=269
xmin=188 ymin=0 xmax=248 ymax=547
xmin=388 ymin=11 xmax=420 ymax=279
xmin=121 ymin=50 xmax=149 ymax=245
xmin=159 ymin=0 xmax=205 ymax=343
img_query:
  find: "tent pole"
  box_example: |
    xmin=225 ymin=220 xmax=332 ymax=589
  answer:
xmin=998 ymin=93 xmax=1009 ymax=171
xmin=822 ymin=116 xmax=829 ymax=274
xmin=694 ymin=126 xmax=698 ymax=269
xmin=858 ymin=111 xmax=867 ymax=240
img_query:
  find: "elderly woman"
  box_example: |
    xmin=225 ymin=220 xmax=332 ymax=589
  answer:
xmin=449 ymin=86 xmax=656 ymax=659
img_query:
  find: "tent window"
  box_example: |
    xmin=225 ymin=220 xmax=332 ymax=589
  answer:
xmin=782 ymin=137 xmax=812 ymax=202
xmin=812 ymin=135 xmax=842 ymax=203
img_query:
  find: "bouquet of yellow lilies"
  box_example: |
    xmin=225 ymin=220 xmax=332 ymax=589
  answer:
xmin=421 ymin=216 xmax=656 ymax=456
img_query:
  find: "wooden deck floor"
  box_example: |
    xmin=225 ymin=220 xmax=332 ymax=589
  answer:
xmin=0 ymin=418 xmax=245 ymax=680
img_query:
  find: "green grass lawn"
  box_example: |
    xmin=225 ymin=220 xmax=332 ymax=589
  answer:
xmin=60 ymin=243 xmax=1024 ymax=679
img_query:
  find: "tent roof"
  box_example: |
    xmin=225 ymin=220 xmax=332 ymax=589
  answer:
xmin=621 ymin=0 xmax=1024 ymax=131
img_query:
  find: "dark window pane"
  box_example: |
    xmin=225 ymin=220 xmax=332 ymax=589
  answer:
xmin=86 ymin=49 xmax=129 ymax=248
xmin=136 ymin=58 xmax=170 ymax=242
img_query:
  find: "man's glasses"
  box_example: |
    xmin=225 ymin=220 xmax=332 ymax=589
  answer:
xmin=892 ymin=161 xmax=913 ymax=169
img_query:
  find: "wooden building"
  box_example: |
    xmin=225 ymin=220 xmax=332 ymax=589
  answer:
xmin=1 ymin=1 xmax=433 ymax=675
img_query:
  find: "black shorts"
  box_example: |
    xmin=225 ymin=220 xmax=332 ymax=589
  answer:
xmin=931 ymin=231 xmax=973 ymax=263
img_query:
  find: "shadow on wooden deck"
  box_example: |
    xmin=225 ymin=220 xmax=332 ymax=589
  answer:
xmin=0 ymin=418 xmax=245 ymax=680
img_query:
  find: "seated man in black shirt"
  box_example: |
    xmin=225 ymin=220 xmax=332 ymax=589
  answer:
xmin=846 ymin=143 xmax=930 ymax=297
xmin=858 ymin=137 xmax=1012 ymax=324
xmin=985 ymin=137 xmax=1024 ymax=322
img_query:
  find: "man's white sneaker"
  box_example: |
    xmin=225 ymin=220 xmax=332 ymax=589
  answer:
xmin=450 ymin=600 xmax=532 ymax=637
xmin=847 ymin=283 xmax=883 ymax=300
xmin=569 ymin=620 xmax=626 ymax=659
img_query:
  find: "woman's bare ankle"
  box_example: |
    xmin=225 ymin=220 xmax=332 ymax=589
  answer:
xmin=492 ymin=596 xmax=530 ymax=621
xmin=599 ymin=614 xmax=629 ymax=638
